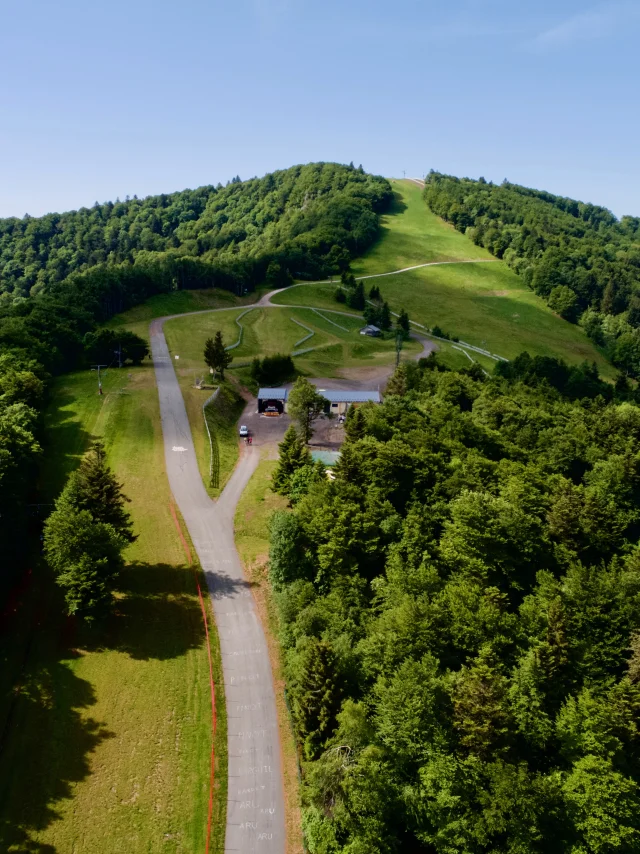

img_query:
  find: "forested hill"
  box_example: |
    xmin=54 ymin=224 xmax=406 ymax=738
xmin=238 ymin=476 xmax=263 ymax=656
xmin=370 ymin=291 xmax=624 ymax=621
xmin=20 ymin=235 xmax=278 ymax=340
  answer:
xmin=424 ymin=173 xmax=640 ymax=376
xmin=0 ymin=163 xmax=390 ymax=600
xmin=0 ymin=162 xmax=391 ymax=301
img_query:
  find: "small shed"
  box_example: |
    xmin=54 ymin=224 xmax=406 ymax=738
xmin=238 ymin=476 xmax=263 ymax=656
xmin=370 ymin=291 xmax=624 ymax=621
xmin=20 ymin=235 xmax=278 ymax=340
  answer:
xmin=257 ymin=387 xmax=287 ymax=415
xmin=360 ymin=324 xmax=381 ymax=337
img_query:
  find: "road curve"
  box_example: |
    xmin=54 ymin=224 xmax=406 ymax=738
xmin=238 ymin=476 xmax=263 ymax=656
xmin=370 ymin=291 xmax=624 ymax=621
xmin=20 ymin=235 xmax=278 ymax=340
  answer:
xmin=150 ymin=317 xmax=285 ymax=854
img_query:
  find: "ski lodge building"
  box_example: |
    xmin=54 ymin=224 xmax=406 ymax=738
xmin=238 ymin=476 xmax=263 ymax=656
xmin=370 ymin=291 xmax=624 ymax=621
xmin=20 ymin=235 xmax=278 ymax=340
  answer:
xmin=257 ymin=387 xmax=381 ymax=417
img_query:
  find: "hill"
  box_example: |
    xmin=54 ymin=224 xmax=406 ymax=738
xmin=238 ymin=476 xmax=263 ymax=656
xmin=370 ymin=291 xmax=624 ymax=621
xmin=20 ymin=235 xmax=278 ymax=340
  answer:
xmin=424 ymin=173 xmax=640 ymax=376
xmin=273 ymin=180 xmax=614 ymax=377
xmin=0 ymin=162 xmax=391 ymax=301
xmin=0 ymin=163 xmax=391 ymax=597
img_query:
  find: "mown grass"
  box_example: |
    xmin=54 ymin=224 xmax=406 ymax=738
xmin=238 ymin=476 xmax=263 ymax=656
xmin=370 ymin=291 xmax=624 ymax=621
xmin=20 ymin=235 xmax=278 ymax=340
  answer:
xmin=0 ymin=365 xmax=226 ymax=853
xmin=277 ymin=180 xmax=615 ymax=378
xmin=178 ymin=377 xmax=246 ymax=500
xmin=234 ymin=458 xmax=303 ymax=854
xmin=351 ymin=179 xmax=492 ymax=273
xmin=163 ymin=306 xmax=418 ymax=377
xmin=109 ymin=287 xmax=257 ymax=328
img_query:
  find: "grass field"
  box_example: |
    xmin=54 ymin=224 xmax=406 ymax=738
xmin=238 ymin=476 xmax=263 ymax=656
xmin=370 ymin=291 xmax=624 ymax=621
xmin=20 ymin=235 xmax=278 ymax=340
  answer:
xmin=0 ymin=365 xmax=227 ymax=853
xmin=109 ymin=287 xmax=256 ymax=328
xmin=163 ymin=306 xmax=420 ymax=375
xmin=275 ymin=180 xmax=615 ymax=378
xmin=234 ymin=457 xmax=303 ymax=854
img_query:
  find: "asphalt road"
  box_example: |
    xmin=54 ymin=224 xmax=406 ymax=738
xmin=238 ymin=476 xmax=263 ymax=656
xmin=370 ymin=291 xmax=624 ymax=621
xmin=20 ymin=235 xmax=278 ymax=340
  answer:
xmin=147 ymin=262 xmax=475 ymax=852
xmin=150 ymin=317 xmax=286 ymax=854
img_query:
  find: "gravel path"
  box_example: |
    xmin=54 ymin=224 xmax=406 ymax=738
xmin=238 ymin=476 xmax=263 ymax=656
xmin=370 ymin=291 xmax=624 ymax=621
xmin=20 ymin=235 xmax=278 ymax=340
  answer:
xmin=150 ymin=317 xmax=286 ymax=854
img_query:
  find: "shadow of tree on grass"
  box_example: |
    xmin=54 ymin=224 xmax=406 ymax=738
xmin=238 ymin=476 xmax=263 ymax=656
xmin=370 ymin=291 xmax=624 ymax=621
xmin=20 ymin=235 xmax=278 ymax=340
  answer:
xmin=83 ymin=561 xmax=208 ymax=661
xmin=0 ymin=643 xmax=113 ymax=853
xmin=0 ymin=558 xmax=211 ymax=850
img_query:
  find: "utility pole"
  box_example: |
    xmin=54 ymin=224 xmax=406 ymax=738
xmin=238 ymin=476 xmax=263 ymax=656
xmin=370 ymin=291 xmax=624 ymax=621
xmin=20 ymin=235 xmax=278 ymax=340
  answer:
xmin=91 ymin=364 xmax=107 ymax=395
xmin=403 ymin=170 xmax=406 ymax=179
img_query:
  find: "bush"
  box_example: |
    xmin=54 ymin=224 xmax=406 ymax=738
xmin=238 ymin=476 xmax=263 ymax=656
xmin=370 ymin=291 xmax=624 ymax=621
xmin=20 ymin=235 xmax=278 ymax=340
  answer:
xmin=432 ymin=325 xmax=450 ymax=340
xmin=250 ymin=353 xmax=295 ymax=386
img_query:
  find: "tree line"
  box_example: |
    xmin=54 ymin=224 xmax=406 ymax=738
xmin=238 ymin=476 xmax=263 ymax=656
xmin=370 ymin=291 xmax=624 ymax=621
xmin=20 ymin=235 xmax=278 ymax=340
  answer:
xmin=269 ymin=353 xmax=640 ymax=853
xmin=423 ymin=172 xmax=640 ymax=377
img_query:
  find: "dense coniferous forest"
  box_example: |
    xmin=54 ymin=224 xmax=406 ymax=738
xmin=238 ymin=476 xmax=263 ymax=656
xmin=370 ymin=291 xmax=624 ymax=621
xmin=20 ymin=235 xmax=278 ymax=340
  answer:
xmin=0 ymin=162 xmax=391 ymax=600
xmin=423 ymin=173 xmax=640 ymax=376
xmin=271 ymin=357 xmax=640 ymax=853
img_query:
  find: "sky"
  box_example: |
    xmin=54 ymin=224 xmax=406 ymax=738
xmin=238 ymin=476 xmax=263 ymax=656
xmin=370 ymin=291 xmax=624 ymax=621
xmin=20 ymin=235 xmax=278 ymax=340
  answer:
xmin=0 ymin=0 xmax=639 ymax=218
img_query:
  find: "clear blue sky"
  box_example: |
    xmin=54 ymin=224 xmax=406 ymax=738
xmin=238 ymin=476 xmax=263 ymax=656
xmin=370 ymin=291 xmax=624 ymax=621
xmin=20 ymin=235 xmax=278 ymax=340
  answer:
xmin=1 ymin=0 xmax=638 ymax=218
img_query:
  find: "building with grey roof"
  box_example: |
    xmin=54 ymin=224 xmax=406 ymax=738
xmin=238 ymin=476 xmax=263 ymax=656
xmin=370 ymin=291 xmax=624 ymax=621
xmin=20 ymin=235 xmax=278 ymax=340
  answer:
xmin=258 ymin=387 xmax=380 ymax=416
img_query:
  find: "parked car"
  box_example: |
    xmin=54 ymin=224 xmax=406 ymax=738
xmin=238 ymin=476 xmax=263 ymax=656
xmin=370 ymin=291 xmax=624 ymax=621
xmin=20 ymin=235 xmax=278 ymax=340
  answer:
xmin=239 ymin=425 xmax=249 ymax=437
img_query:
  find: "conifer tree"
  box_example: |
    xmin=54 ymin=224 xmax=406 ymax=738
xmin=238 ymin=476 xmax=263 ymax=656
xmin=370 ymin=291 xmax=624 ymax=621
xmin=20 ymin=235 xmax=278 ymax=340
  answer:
xmin=44 ymin=441 xmax=134 ymax=620
xmin=347 ymin=280 xmax=365 ymax=311
xmin=344 ymin=405 xmax=366 ymax=440
xmin=272 ymin=425 xmax=312 ymax=494
xmin=385 ymin=364 xmax=408 ymax=397
xmin=293 ymin=639 xmax=342 ymax=759
xmin=452 ymin=647 xmax=512 ymax=758
xmin=62 ymin=440 xmax=135 ymax=542
xmin=380 ymin=301 xmax=392 ymax=330
xmin=204 ymin=331 xmax=233 ymax=379
xmin=204 ymin=337 xmax=217 ymax=373
xmin=396 ymin=308 xmax=410 ymax=337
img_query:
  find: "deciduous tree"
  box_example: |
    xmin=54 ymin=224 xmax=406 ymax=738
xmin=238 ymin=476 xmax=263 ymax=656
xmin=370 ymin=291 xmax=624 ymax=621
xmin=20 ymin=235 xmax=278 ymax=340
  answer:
xmin=287 ymin=377 xmax=327 ymax=442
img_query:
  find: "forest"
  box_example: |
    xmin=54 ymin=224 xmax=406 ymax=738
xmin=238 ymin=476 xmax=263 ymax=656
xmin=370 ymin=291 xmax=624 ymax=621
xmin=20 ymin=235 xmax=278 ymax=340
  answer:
xmin=270 ymin=356 xmax=640 ymax=853
xmin=423 ymin=173 xmax=640 ymax=377
xmin=0 ymin=162 xmax=391 ymax=301
xmin=0 ymin=162 xmax=392 ymax=601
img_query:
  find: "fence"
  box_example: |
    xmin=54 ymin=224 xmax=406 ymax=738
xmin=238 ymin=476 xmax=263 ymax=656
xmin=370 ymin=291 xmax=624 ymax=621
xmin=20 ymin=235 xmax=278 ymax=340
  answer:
xmin=202 ymin=387 xmax=221 ymax=489
xmin=290 ymin=317 xmax=315 ymax=348
xmin=225 ymin=308 xmax=256 ymax=351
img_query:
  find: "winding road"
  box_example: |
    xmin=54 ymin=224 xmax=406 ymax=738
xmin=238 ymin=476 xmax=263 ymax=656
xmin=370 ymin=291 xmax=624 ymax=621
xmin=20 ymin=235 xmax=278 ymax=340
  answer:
xmin=150 ymin=317 xmax=286 ymax=854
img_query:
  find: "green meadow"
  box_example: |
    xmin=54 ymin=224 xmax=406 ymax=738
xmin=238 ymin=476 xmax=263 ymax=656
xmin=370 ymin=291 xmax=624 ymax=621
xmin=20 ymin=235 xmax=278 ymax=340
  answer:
xmin=0 ymin=365 xmax=226 ymax=854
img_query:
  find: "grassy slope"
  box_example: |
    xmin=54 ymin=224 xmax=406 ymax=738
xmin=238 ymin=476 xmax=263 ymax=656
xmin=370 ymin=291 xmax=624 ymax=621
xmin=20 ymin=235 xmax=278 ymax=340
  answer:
xmin=234 ymin=458 xmax=303 ymax=854
xmin=351 ymin=181 xmax=493 ymax=271
xmin=108 ymin=287 xmax=257 ymax=328
xmin=274 ymin=180 xmax=614 ymax=378
xmin=0 ymin=365 xmax=226 ymax=853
